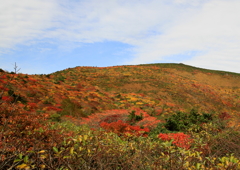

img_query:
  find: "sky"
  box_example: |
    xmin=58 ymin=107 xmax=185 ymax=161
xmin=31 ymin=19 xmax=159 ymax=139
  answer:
xmin=0 ymin=0 xmax=240 ymax=74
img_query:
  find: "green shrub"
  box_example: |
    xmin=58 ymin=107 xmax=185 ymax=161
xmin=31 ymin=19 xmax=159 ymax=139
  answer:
xmin=60 ymin=98 xmax=88 ymax=117
xmin=148 ymin=123 xmax=171 ymax=138
xmin=8 ymin=89 xmax=27 ymax=104
xmin=54 ymin=75 xmax=65 ymax=84
xmin=49 ymin=113 xmax=62 ymax=122
xmin=164 ymin=109 xmax=213 ymax=132
xmin=127 ymin=110 xmax=143 ymax=125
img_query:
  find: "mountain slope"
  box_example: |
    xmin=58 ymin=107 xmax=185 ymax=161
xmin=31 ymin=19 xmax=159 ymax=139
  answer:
xmin=51 ymin=63 xmax=240 ymax=114
xmin=1 ymin=63 xmax=240 ymax=169
xmin=1 ymin=63 xmax=239 ymax=119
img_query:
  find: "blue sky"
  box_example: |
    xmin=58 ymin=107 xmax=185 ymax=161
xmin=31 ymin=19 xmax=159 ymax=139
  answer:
xmin=1 ymin=0 xmax=240 ymax=74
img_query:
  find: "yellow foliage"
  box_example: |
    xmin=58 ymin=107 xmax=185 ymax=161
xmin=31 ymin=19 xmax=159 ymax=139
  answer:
xmin=38 ymin=150 xmax=45 ymax=153
xmin=16 ymin=163 xmax=30 ymax=170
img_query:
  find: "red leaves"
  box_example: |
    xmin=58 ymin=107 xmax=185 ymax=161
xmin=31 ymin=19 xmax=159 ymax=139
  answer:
xmin=28 ymin=78 xmax=37 ymax=82
xmin=136 ymin=116 xmax=161 ymax=129
xmin=0 ymin=75 xmax=7 ymax=79
xmin=100 ymin=120 xmax=150 ymax=137
xmin=0 ymin=111 xmax=70 ymax=155
xmin=101 ymin=114 xmax=122 ymax=123
xmin=46 ymin=106 xmax=62 ymax=112
xmin=0 ymin=75 xmax=8 ymax=84
xmin=27 ymin=102 xmax=37 ymax=110
xmin=158 ymin=132 xmax=193 ymax=149
xmin=80 ymin=109 xmax=129 ymax=127
xmin=192 ymin=83 xmax=201 ymax=88
xmin=0 ymin=86 xmax=9 ymax=91
xmin=218 ymin=112 xmax=231 ymax=120
xmin=1 ymin=96 xmax=14 ymax=102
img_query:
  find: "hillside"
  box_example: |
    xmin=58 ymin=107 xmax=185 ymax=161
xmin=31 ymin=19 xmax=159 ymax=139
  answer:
xmin=0 ymin=63 xmax=240 ymax=169
xmin=52 ymin=63 xmax=240 ymax=113
xmin=1 ymin=63 xmax=240 ymax=122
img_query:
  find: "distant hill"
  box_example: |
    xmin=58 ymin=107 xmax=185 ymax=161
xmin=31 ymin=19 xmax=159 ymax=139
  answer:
xmin=1 ymin=63 xmax=239 ymax=117
xmin=51 ymin=63 xmax=240 ymax=114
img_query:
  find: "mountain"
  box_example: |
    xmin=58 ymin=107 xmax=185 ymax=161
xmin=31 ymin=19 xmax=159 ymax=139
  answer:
xmin=1 ymin=63 xmax=240 ymax=169
xmin=1 ymin=63 xmax=240 ymax=123
xmin=57 ymin=63 xmax=240 ymax=113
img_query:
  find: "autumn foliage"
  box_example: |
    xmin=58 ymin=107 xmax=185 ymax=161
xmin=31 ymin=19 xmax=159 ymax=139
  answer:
xmin=158 ymin=132 xmax=193 ymax=149
xmin=0 ymin=63 xmax=240 ymax=169
xmin=100 ymin=120 xmax=150 ymax=137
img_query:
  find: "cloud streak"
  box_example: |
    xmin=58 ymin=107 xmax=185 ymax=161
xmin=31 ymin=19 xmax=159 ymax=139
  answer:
xmin=0 ymin=0 xmax=240 ymax=73
xmin=125 ymin=0 xmax=240 ymax=72
xmin=0 ymin=0 xmax=58 ymax=50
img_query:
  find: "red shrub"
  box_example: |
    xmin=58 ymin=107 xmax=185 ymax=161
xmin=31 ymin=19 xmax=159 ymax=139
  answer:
xmin=101 ymin=114 xmax=122 ymax=123
xmin=0 ymin=86 xmax=9 ymax=91
xmin=1 ymin=96 xmax=14 ymax=102
xmin=100 ymin=120 xmax=149 ymax=137
xmin=158 ymin=132 xmax=193 ymax=149
xmin=219 ymin=112 xmax=231 ymax=120
xmin=46 ymin=106 xmax=62 ymax=112
xmin=27 ymin=102 xmax=38 ymax=111
xmin=0 ymin=110 xmax=73 ymax=159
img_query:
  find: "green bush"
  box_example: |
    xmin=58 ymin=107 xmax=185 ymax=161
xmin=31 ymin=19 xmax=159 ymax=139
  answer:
xmin=8 ymin=89 xmax=27 ymax=104
xmin=54 ymin=75 xmax=65 ymax=84
xmin=164 ymin=109 xmax=213 ymax=132
xmin=60 ymin=98 xmax=88 ymax=117
xmin=148 ymin=123 xmax=171 ymax=138
xmin=49 ymin=113 xmax=62 ymax=122
xmin=127 ymin=110 xmax=143 ymax=125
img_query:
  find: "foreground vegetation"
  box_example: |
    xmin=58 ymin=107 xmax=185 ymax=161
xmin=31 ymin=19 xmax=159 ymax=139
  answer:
xmin=0 ymin=64 xmax=240 ymax=169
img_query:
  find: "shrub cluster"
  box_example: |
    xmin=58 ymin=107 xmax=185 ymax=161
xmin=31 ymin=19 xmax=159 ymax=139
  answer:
xmin=127 ymin=110 xmax=143 ymax=124
xmin=164 ymin=109 xmax=213 ymax=132
xmin=100 ymin=120 xmax=149 ymax=137
xmin=1 ymin=121 xmax=239 ymax=170
xmin=158 ymin=132 xmax=193 ymax=149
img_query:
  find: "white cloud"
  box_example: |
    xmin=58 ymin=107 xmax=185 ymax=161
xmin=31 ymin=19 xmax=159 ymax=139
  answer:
xmin=0 ymin=0 xmax=240 ymax=73
xmin=124 ymin=0 xmax=240 ymax=73
xmin=50 ymin=0 xmax=178 ymax=43
xmin=0 ymin=0 xmax=179 ymax=50
xmin=0 ymin=0 xmax=59 ymax=50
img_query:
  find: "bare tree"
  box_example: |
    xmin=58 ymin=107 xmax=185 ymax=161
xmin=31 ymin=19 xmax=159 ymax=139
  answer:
xmin=13 ymin=62 xmax=21 ymax=74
